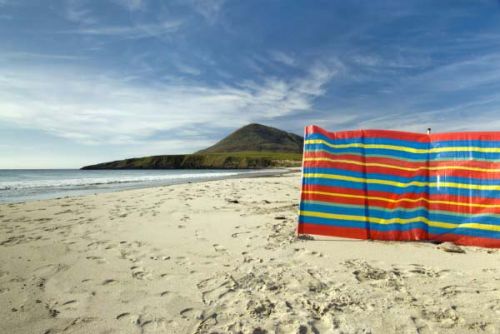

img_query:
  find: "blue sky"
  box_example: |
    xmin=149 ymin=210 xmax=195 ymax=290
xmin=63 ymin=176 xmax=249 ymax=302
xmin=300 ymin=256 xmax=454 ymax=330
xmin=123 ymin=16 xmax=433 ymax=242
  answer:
xmin=2 ymin=0 xmax=500 ymax=168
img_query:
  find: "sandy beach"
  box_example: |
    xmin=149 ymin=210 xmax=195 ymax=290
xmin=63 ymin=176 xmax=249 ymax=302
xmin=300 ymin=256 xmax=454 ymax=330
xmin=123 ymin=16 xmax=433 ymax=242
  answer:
xmin=0 ymin=172 xmax=499 ymax=334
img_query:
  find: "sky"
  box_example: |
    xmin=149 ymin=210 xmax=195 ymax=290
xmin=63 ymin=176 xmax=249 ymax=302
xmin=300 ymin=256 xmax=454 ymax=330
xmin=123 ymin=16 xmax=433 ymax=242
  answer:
xmin=2 ymin=0 xmax=500 ymax=168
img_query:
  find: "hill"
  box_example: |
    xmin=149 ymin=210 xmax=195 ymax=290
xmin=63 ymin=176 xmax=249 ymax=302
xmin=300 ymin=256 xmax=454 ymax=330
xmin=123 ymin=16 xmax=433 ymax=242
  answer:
xmin=81 ymin=124 xmax=303 ymax=169
xmin=196 ymin=123 xmax=303 ymax=154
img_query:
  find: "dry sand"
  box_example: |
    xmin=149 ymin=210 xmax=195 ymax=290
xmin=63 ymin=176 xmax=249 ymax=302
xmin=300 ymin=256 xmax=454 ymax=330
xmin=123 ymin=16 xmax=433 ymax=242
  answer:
xmin=0 ymin=172 xmax=499 ymax=334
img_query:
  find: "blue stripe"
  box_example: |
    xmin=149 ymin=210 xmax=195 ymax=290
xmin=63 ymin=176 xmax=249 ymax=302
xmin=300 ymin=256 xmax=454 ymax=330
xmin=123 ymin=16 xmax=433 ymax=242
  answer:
xmin=305 ymin=143 xmax=429 ymax=160
xmin=304 ymin=167 xmax=427 ymax=183
xmin=433 ymin=140 xmax=500 ymax=148
xmin=300 ymin=202 xmax=500 ymax=226
xmin=303 ymin=178 xmax=500 ymax=198
xmin=303 ymin=167 xmax=500 ymax=186
xmin=305 ymin=143 xmax=500 ymax=161
xmin=306 ymin=133 xmax=429 ymax=149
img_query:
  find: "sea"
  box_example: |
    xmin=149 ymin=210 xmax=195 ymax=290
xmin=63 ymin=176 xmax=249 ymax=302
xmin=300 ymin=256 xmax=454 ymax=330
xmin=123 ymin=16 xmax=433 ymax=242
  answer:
xmin=0 ymin=169 xmax=285 ymax=203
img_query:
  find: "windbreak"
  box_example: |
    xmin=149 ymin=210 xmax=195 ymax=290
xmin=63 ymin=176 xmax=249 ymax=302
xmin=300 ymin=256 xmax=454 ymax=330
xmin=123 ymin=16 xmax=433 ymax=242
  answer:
xmin=298 ymin=125 xmax=500 ymax=248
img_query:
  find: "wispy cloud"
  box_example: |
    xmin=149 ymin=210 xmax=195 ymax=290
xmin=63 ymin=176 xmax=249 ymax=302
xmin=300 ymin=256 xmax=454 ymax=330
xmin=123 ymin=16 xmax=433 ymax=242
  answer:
xmin=67 ymin=20 xmax=183 ymax=39
xmin=317 ymin=52 xmax=500 ymax=133
xmin=189 ymin=0 xmax=226 ymax=24
xmin=408 ymin=54 xmax=500 ymax=92
xmin=112 ymin=0 xmax=144 ymax=11
xmin=175 ymin=63 xmax=202 ymax=76
xmin=0 ymin=51 xmax=84 ymax=61
xmin=352 ymin=97 xmax=500 ymax=133
xmin=3 ymin=0 xmax=500 ymax=168
xmin=0 ymin=62 xmax=336 ymax=147
xmin=65 ymin=0 xmax=97 ymax=25
xmin=270 ymin=51 xmax=296 ymax=67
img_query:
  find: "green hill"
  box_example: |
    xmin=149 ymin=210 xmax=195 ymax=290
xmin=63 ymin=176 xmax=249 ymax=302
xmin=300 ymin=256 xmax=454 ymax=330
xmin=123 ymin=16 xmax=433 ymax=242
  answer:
xmin=81 ymin=123 xmax=303 ymax=169
xmin=197 ymin=123 xmax=303 ymax=154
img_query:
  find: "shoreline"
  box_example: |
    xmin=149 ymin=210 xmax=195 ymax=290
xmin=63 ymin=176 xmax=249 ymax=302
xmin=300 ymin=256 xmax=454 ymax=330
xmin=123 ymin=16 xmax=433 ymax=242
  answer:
xmin=0 ymin=173 xmax=498 ymax=333
xmin=0 ymin=168 xmax=299 ymax=205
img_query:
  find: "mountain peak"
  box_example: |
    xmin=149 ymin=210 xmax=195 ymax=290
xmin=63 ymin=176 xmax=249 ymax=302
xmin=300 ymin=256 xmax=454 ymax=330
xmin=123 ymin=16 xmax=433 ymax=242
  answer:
xmin=196 ymin=123 xmax=303 ymax=154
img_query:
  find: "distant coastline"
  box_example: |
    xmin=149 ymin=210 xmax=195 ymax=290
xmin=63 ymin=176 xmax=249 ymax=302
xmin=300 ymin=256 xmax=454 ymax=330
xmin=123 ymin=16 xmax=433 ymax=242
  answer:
xmin=81 ymin=123 xmax=304 ymax=170
xmin=81 ymin=152 xmax=302 ymax=170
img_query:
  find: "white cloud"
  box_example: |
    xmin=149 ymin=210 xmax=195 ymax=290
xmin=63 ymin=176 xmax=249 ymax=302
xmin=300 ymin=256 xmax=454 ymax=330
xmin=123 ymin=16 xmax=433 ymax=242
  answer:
xmin=65 ymin=0 xmax=97 ymax=25
xmin=0 ymin=51 xmax=83 ymax=61
xmin=316 ymin=52 xmax=500 ymax=134
xmin=113 ymin=0 xmax=144 ymax=11
xmin=0 ymin=62 xmax=336 ymax=147
xmin=270 ymin=51 xmax=296 ymax=67
xmin=355 ymin=110 xmax=500 ymax=133
xmin=409 ymin=54 xmax=500 ymax=92
xmin=68 ymin=20 xmax=183 ymax=38
xmin=189 ymin=0 xmax=226 ymax=24
xmin=175 ymin=63 xmax=202 ymax=76
xmin=354 ymin=94 xmax=500 ymax=133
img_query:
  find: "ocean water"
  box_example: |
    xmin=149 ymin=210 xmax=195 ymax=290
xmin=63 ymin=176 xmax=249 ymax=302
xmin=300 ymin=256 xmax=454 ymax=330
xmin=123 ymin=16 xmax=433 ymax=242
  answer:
xmin=0 ymin=169 xmax=283 ymax=203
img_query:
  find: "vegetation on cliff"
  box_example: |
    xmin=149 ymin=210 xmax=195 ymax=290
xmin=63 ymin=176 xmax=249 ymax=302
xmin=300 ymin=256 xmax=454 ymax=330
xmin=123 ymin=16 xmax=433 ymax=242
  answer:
xmin=81 ymin=124 xmax=303 ymax=169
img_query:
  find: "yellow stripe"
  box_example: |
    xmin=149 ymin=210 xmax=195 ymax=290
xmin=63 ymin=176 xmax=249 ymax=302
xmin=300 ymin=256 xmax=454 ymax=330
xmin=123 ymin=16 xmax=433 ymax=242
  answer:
xmin=302 ymin=190 xmax=500 ymax=209
xmin=306 ymin=139 xmax=500 ymax=154
xmin=304 ymin=173 xmax=500 ymax=191
xmin=300 ymin=210 xmax=500 ymax=232
xmin=304 ymin=157 xmax=500 ymax=173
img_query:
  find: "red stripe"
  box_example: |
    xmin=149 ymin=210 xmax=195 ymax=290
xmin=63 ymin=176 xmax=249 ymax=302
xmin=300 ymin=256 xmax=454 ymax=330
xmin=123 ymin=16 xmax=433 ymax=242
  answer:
xmin=298 ymin=223 xmax=500 ymax=248
xmin=302 ymin=184 xmax=500 ymax=204
xmin=305 ymin=125 xmax=500 ymax=142
xmin=431 ymin=160 xmax=500 ymax=169
xmin=305 ymin=125 xmax=429 ymax=142
xmin=304 ymin=151 xmax=500 ymax=170
xmin=297 ymin=222 xmax=369 ymax=239
xmin=369 ymin=228 xmax=428 ymax=241
xmin=304 ymin=160 xmax=500 ymax=179
xmin=430 ymin=132 xmax=500 ymax=141
xmin=428 ymin=233 xmax=500 ymax=248
xmin=304 ymin=161 xmax=425 ymax=178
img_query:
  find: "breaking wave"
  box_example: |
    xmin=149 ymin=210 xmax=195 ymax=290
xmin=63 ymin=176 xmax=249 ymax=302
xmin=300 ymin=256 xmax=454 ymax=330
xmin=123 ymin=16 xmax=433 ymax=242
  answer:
xmin=0 ymin=171 xmax=243 ymax=191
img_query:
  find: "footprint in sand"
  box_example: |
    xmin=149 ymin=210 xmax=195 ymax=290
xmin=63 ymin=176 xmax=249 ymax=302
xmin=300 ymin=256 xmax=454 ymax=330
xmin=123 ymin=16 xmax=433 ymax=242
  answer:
xmin=407 ymin=264 xmax=443 ymax=278
xmin=231 ymin=231 xmax=251 ymax=238
xmin=116 ymin=312 xmax=132 ymax=321
xmin=62 ymin=300 xmax=77 ymax=306
xmin=212 ymin=244 xmax=227 ymax=253
xmin=292 ymin=248 xmax=324 ymax=258
xmin=131 ymin=267 xmax=152 ymax=280
xmin=309 ymin=251 xmax=324 ymax=258
xmin=86 ymin=256 xmax=106 ymax=264
xmin=197 ymin=276 xmax=236 ymax=305
xmin=102 ymin=279 xmax=118 ymax=285
xmin=180 ymin=308 xmax=196 ymax=318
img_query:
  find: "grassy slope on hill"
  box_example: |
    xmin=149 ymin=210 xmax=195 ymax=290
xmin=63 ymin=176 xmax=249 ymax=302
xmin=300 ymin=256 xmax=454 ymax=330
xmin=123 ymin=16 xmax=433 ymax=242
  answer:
xmin=81 ymin=151 xmax=302 ymax=169
xmin=197 ymin=123 xmax=303 ymax=154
